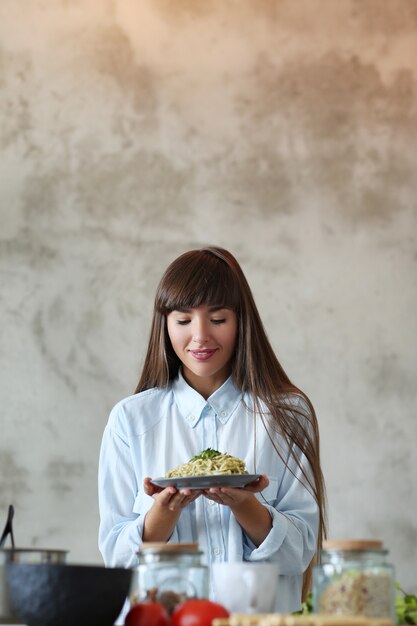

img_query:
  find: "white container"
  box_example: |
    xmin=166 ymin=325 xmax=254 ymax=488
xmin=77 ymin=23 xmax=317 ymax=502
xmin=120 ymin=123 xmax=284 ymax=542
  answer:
xmin=211 ymin=562 xmax=280 ymax=614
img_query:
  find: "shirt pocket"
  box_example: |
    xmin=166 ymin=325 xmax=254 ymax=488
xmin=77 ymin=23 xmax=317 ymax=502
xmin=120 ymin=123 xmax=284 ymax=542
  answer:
xmin=256 ymin=476 xmax=279 ymax=507
xmin=133 ymin=490 xmax=154 ymax=516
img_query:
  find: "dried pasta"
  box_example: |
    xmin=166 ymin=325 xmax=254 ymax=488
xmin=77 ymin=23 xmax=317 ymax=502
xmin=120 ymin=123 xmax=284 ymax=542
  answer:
xmin=318 ymin=571 xmax=393 ymax=618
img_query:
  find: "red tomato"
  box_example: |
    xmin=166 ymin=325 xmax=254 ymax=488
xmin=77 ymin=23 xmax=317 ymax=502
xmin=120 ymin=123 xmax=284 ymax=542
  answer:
xmin=125 ymin=601 xmax=170 ymax=626
xmin=172 ymin=599 xmax=229 ymax=626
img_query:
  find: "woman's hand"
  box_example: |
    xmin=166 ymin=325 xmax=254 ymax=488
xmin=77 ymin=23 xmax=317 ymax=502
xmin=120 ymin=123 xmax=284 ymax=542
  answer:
xmin=142 ymin=478 xmax=203 ymax=542
xmin=202 ymin=474 xmax=272 ymax=547
xmin=202 ymin=473 xmax=269 ymax=506
xmin=144 ymin=477 xmax=202 ymax=512
xmin=239 ymin=473 xmax=269 ymax=493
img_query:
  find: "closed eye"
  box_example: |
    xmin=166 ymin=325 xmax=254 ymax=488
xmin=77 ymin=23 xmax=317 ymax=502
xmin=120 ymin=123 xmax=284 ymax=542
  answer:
xmin=211 ymin=319 xmax=226 ymax=324
xmin=177 ymin=320 xmax=191 ymax=325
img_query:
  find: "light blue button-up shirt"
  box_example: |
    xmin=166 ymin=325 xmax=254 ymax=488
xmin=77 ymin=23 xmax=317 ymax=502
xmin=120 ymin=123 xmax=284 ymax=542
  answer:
xmin=98 ymin=371 xmax=319 ymax=612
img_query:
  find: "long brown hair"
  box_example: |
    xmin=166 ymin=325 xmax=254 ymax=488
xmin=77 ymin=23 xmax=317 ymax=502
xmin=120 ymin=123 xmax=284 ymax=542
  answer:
xmin=135 ymin=246 xmax=326 ymax=596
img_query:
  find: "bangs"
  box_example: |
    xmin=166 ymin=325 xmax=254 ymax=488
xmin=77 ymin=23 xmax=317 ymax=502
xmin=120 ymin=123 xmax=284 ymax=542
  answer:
xmin=156 ymin=250 xmax=241 ymax=313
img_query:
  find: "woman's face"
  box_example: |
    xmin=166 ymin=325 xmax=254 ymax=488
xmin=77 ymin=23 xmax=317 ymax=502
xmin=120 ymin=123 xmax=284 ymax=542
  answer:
xmin=167 ymin=304 xmax=238 ymax=398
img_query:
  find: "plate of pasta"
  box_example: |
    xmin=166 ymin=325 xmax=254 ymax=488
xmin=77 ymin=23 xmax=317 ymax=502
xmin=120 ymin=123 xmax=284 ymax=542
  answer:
xmin=152 ymin=448 xmax=261 ymax=490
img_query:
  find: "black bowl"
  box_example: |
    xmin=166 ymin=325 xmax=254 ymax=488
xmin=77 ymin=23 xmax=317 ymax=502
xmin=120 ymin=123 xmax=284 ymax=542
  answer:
xmin=6 ymin=562 xmax=132 ymax=626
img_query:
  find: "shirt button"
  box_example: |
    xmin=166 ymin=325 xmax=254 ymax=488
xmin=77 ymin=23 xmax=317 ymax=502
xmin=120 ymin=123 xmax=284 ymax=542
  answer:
xmin=209 ymin=500 xmax=215 ymax=506
xmin=187 ymin=415 xmax=194 ymax=421
xmin=221 ymin=411 xmax=228 ymax=417
xmin=213 ymin=547 xmax=221 ymax=556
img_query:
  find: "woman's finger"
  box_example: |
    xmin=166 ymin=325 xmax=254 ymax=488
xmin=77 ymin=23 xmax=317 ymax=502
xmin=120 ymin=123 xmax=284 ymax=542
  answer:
xmin=144 ymin=476 xmax=160 ymax=496
xmin=242 ymin=474 xmax=269 ymax=493
xmin=168 ymin=491 xmax=188 ymax=511
xmin=155 ymin=486 xmax=178 ymax=504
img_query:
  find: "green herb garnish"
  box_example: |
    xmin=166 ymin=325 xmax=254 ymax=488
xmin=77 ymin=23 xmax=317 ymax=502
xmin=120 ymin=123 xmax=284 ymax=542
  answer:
xmin=189 ymin=448 xmax=222 ymax=462
xmin=396 ymin=584 xmax=417 ymax=624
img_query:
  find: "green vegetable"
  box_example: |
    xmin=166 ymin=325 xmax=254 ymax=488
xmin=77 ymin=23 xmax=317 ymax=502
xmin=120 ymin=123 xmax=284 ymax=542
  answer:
xmin=299 ymin=592 xmax=313 ymax=615
xmin=189 ymin=448 xmax=221 ymax=462
xmin=396 ymin=584 xmax=417 ymax=624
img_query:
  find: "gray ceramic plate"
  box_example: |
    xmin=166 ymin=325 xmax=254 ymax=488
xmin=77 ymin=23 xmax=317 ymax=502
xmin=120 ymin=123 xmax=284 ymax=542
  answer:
xmin=151 ymin=474 xmax=261 ymax=490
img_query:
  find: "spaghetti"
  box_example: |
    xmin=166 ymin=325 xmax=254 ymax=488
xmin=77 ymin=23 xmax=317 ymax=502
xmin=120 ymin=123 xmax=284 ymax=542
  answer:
xmin=166 ymin=448 xmax=248 ymax=478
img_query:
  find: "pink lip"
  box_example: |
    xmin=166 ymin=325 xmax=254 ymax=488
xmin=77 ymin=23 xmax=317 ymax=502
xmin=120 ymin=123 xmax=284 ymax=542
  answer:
xmin=189 ymin=349 xmax=217 ymax=361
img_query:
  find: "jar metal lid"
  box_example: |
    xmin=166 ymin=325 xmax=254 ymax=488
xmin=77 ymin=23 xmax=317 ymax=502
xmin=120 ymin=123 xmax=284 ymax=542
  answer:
xmin=0 ymin=548 xmax=68 ymax=554
xmin=322 ymin=539 xmax=383 ymax=551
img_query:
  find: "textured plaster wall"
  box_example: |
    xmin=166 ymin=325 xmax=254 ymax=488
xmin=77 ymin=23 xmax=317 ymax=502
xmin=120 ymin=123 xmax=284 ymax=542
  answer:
xmin=1 ymin=0 xmax=416 ymax=592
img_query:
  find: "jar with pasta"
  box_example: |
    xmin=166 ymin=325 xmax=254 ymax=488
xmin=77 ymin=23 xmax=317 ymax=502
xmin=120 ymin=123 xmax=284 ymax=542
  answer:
xmin=312 ymin=540 xmax=395 ymax=621
xmin=131 ymin=543 xmax=209 ymax=615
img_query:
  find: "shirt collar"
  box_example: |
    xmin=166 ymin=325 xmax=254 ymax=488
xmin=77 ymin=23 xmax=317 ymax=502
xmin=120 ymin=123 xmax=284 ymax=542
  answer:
xmin=172 ymin=369 xmax=243 ymax=428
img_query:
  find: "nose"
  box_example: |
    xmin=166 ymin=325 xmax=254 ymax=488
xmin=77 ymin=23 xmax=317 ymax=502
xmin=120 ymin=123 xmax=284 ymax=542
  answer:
xmin=192 ymin=318 xmax=210 ymax=344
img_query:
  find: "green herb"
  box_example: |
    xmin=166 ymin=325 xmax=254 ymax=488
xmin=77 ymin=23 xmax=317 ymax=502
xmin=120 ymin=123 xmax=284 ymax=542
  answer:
xmin=291 ymin=592 xmax=312 ymax=616
xmin=189 ymin=448 xmax=222 ymax=462
xmin=301 ymin=591 xmax=313 ymax=615
xmin=292 ymin=591 xmax=313 ymax=615
xmin=396 ymin=583 xmax=417 ymax=624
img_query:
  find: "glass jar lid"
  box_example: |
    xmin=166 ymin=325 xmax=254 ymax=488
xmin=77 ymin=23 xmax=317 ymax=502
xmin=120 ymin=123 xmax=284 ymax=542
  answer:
xmin=322 ymin=539 xmax=384 ymax=551
xmin=320 ymin=539 xmax=389 ymax=564
xmin=139 ymin=542 xmax=201 ymax=554
xmin=137 ymin=542 xmax=204 ymax=563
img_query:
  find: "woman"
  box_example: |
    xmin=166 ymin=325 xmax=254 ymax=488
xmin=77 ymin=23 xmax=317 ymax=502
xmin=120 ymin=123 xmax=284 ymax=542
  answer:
xmin=98 ymin=246 xmax=326 ymax=611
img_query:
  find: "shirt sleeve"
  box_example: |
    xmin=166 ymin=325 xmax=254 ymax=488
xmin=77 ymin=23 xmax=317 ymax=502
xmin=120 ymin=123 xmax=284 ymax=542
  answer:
xmin=98 ymin=406 xmax=153 ymax=567
xmin=243 ymin=464 xmax=318 ymax=573
xmin=242 ymin=398 xmax=319 ymax=574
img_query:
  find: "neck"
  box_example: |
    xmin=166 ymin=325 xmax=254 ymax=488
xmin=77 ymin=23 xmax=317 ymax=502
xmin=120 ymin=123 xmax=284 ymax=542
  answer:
xmin=182 ymin=369 xmax=229 ymax=399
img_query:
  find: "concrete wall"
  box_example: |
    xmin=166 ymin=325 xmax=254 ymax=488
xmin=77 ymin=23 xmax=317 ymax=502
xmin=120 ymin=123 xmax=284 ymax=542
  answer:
xmin=1 ymin=0 xmax=416 ymax=593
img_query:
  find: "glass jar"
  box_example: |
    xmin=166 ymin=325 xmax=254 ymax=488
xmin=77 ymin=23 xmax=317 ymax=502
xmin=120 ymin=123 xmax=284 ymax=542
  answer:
xmin=131 ymin=543 xmax=209 ymax=614
xmin=312 ymin=540 xmax=395 ymax=620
